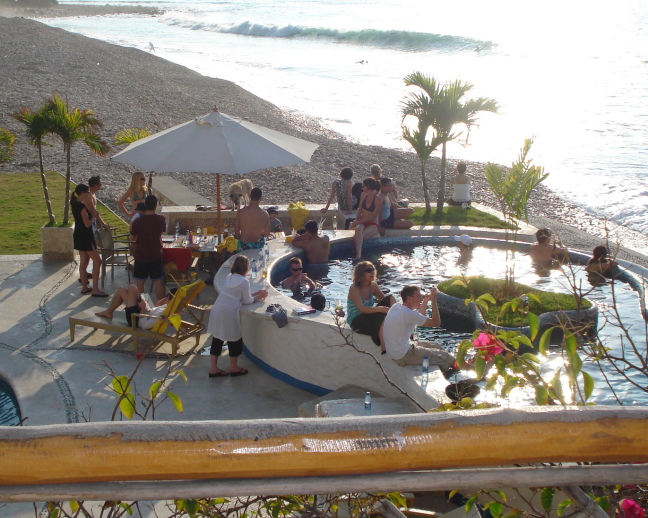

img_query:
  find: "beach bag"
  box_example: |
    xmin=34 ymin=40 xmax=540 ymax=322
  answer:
xmin=287 ymin=201 xmax=309 ymax=232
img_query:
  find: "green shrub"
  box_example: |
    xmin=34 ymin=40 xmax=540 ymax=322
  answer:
xmin=0 ymin=128 xmax=16 ymax=162
xmin=438 ymin=275 xmax=592 ymax=327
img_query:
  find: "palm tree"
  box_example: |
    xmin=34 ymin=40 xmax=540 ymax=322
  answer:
xmin=113 ymin=128 xmax=150 ymax=146
xmin=43 ymin=94 xmax=110 ymax=225
xmin=12 ymin=107 xmax=56 ymax=226
xmin=402 ymin=72 xmax=499 ymax=215
xmin=0 ymin=128 xmax=16 ymax=163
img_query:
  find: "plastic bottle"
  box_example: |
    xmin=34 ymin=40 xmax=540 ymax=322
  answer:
xmin=196 ymin=226 xmax=202 ymax=238
xmin=364 ymin=391 xmax=372 ymax=415
xmin=175 ymin=222 xmax=180 ymax=239
xmin=264 ymin=243 xmax=270 ymax=263
xmin=185 ymin=231 xmax=190 ymax=246
xmin=251 ymin=258 xmax=258 ymax=279
xmin=422 ymin=356 xmax=429 ymax=384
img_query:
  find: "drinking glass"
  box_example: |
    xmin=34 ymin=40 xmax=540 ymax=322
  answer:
xmin=332 ymin=217 xmax=338 ymax=233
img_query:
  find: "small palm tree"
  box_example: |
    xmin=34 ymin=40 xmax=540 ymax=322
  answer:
xmin=43 ymin=94 xmax=110 ymax=225
xmin=0 ymin=128 xmax=16 ymax=163
xmin=12 ymin=108 xmax=56 ymax=225
xmin=402 ymin=72 xmax=499 ymax=214
xmin=114 ymin=128 xmax=150 ymax=146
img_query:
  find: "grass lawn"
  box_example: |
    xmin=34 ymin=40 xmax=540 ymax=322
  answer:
xmin=0 ymin=171 xmax=129 ymax=255
xmin=410 ymin=206 xmax=515 ymax=229
xmin=438 ymin=275 xmax=592 ymax=327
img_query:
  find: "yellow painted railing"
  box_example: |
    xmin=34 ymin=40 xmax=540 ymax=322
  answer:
xmin=1 ymin=407 xmax=647 ymax=502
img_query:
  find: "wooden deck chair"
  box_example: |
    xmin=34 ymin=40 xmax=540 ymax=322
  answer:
xmin=69 ymin=280 xmax=208 ymax=356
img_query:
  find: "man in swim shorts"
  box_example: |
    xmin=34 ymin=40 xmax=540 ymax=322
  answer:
xmin=235 ymin=187 xmax=270 ymax=252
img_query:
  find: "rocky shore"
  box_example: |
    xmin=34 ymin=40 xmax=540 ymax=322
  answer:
xmin=1 ymin=12 xmax=647 ymax=266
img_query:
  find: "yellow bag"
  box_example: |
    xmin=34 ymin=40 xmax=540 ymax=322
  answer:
xmin=287 ymin=201 xmax=309 ymax=231
xmin=217 ymin=235 xmax=239 ymax=253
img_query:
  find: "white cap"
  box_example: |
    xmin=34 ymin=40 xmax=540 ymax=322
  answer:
xmin=454 ymin=234 xmax=472 ymax=246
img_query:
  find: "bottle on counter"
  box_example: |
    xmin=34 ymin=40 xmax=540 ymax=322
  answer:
xmin=251 ymin=258 xmax=258 ymax=279
xmin=364 ymin=391 xmax=372 ymax=415
xmin=185 ymin=231 xmax=190 ymax=247
xmin=422 ymin=356 xmax=429 ymax=385
xmin=175 ymin=222 xmax=180 ymax=239
xmin=196 ymin=226 xmax=202 ymax=239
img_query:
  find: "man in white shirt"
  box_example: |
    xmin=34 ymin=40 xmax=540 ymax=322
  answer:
xmin=383 ymin=285 xmax=456 ymax=371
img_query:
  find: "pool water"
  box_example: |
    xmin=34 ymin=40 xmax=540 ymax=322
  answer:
xmin=0 ymin=378 xmax=21 ymax=426
xmin=273 ymin=241 xmax=647 ymax=405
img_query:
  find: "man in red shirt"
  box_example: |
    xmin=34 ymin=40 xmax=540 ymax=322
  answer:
xmin=131 ymin=195 xmax=166 ymax=301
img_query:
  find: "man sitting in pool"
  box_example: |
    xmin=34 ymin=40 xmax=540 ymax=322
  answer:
xmin=529 ymin=228 xmax=567 ymax=265
xmin=234 ymin=187 xmax=270 ymax=251
xmin=281 ymin=256 xmax=320 ymax=292
xmin=290 ymin=220 xmax=330 ymax=264
xmin=383 ymin=285 xmax=457 ymax=373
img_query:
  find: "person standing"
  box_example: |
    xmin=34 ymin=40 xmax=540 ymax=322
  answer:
xmin=207 ymin=255 xmax=268 ymax=377
xmin=85 ymin=176 xmax=111 ymax=231
xmin=234 ymin=187 xmax=270 ymax=251
xmin=130 ymin=194 xmax=166 ymax=301
xmin=383 ymin=285 xmax=456 ymax=371
xmin=118 ymin=172 xmax=149 ymax=219
xmin=71 ymin=184 xmax=106 ymax=297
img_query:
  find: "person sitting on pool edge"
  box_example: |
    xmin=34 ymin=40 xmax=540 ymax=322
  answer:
xmin=290 ymin=220 xmax=330 ymax=264
xmin=281 ymin=256 xmax=319 ymax=292
xmin=383 ymin=285 xmax=457 ymax=374
xmin=529 ymin=228 xmax=567 ymax=265
xmin=347 ymin=260 xmax=395 ymax=351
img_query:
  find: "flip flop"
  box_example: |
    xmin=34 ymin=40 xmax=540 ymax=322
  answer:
xmin=77 ymin=273 xmax=93 ymax=283
xmin=80 ymin=287 xmax=92 ymax=294
xmin=208 ymin=371 xmax=229 ymax=378
xmin=229 ymin=368 xmax=248 ymax=377
xmin=91 ymin=292 xmax=109 ymax=297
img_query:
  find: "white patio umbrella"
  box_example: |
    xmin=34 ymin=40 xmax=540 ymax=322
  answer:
xmin=112 ymin=108 xmax=319 ymax=239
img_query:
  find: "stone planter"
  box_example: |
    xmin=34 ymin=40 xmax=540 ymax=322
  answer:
xmin=41 ymin=224 xmax=75 ymax=261
xmin=438 ymin=290 xmax=598 ymax=346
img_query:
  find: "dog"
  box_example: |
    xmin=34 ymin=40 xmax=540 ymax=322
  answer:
xmin=228 ymin=179 xmax=253 ymax=210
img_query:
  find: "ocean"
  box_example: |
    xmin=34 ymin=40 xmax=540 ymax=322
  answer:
xmin=42 ymin=0 xmax=648 ymax=236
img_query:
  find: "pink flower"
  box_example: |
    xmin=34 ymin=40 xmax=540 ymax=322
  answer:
xmin=619 ymin=500 xmax=645 ymax=518
xmin=473 ymin=332 xmax=504 ymax=361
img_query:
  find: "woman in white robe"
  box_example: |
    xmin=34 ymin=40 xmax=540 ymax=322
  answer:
xmin=207 ymin=255 xmax=268 ymax=377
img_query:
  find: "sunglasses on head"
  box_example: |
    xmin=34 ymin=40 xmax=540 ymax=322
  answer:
xmin=292 ymin=267 xmax=303 ymax=271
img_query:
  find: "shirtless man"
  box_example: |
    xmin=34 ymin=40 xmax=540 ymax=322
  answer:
xmin=280 ymin=257 xmax=319 ymax=291
xmin=529 ymin=228 xmax=567 ymax=264
xmin=234 ymin=187 xmax=270 ymax=251
xmin=85 ymin=176 xmax=110 ymax=231
xmin=290 ymin=220 xmax=330 ymax=264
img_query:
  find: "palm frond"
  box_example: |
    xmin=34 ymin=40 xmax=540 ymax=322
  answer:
xmin=114 ymin=128 xmax=150 ymax=146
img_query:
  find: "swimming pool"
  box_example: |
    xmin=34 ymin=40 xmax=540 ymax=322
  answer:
xmin=272 ymin=237 xmax=647 ymax=405
xmin=0 ymin=378 xmax=21 ymax=426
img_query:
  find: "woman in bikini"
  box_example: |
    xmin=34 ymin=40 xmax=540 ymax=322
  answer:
xmin=118 ymin=172 xmax=149 ymax=219
xmin=350 ymin=177 xmax=383 ymax=260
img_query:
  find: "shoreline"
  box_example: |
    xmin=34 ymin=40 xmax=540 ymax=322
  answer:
xmin=1 ymin=12 xmax=648 ymax=267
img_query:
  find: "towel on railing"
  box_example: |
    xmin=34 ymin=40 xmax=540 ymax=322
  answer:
xmin=217 ymin=236 xmax=239 ymax=253
xmin=288 ymin=201 xmax=309 ymax=231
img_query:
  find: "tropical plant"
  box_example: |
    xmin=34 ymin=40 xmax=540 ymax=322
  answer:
xmin=485 ymin=139 xmax=549 ymax=296
xmin=12 ymin=107 xmax=57 ymax=225
xmin=43 ymin=94 xmax=110 ymax=225
xmin=113 ymin=127 xmax=150 ymax=146
xmin=0 ymin=127 xmax=16 ymax=163
xmin=401 ymin=72 xmax=499 ymax=214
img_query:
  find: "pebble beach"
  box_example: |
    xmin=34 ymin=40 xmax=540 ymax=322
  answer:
xmin=1 ymin=6 xmax=648 ymax=267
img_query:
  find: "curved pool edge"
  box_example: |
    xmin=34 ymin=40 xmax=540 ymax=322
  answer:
xmin=216 ymin=230 xmax=648 ymax=410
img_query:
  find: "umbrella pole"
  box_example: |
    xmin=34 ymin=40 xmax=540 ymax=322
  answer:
xmin=216 ymin=173 xmax=222 ymax=244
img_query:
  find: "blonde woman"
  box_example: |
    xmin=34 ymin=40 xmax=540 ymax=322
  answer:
xmin=346 ymin=260 xmax=395 ymax=351
xmin=207 ymin=255 xmax=268 ymax=377
xmin=118 ymin=172 xmax=149 ymax=219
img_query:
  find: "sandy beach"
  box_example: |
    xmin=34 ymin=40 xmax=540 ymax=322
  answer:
xmin=1 ymin=9 xmax=648 ymax=266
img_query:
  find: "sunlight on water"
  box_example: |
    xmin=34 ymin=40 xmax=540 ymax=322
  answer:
xmin=273 ymin=242 xmax=647 ymax=405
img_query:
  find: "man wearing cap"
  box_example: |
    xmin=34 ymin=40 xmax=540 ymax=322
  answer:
xmin=454 ymin=234 xmax=473 ymax=260
xmin=383 ymin=285 xmax=457 ymax=372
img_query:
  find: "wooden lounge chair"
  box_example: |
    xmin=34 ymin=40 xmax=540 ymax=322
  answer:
xmin=69 ymin=280 xmax=208 ymax=356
